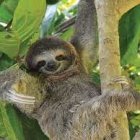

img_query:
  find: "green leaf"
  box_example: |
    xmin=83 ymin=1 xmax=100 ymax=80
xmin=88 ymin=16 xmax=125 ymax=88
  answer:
xmin=119 ymin=5 xmax=140 ymax=66
xmin=130 ymin=114 xmax=140 ymax=126
xmin=0 ymin=0 xmax=46 ymax=58
xmin=0 ymin=0 xmax=19 ymax=23
xmin=0 ymin=53 xmax=14 ymax=71
xmin=0 ymin=31 xmax=20 ymax=58
xmin=0 ymin=102 xmax=25 ymax=140
xmin=12 ymin=0 xmax=46 ymax=56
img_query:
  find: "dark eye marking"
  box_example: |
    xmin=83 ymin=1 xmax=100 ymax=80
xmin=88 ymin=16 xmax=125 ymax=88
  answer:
xmin=37 ymin=60 xmax=46 ymax=69
xmin=56 ymin=55 xmax=67 ymax=61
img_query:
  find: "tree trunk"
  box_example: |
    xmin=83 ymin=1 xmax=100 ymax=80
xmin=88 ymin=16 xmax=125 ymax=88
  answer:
xmin=94 ymin=0 xmax=140 ymax=139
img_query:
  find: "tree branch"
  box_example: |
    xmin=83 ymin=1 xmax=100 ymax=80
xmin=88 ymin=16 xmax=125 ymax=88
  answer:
xmin=94 ymin=0 xmax=134 ymax=139
xmin=94 ymin=0 xmax=121 ymax=94
xmin=117 ymin=0 xmax=140 ymax=18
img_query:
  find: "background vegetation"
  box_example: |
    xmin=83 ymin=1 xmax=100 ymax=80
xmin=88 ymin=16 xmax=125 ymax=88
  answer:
xmin=0 ymin=0 xmax=140 ymax=139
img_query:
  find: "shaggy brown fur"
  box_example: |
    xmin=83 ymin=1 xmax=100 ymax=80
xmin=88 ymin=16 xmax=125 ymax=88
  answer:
xmin=24 ymin=37 xmax=140 ymax=140
xmin=1 ymin=0 xmax=140 ymax=139
xmin=0 ymin=57 xmax=140 ymax=140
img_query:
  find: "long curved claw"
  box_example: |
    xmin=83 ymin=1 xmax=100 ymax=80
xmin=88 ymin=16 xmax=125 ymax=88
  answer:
xmin=3 ymin=89 xmax=35 ymax=105
xmin=112 ymin=76 xmax=129 ymax=85
xmin=112 ymin=76 xmax=130 ymax=89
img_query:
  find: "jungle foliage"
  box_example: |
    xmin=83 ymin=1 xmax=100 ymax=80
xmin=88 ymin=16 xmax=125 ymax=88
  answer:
xmin=0 ymin=0 xmax=140 ymax=139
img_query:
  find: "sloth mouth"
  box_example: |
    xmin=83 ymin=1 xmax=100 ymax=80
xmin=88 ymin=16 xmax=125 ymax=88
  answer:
xmin=40 ymin=62 xmax=70 ymax=75
xmin=45 ymin=63 xmax=60 ymax=72
xmin=45 ymin=65 xmax=80 ymax=82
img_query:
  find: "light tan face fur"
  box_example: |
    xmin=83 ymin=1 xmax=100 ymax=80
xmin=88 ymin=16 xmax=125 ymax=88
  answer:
xmin=32 ymin=48 xmax=74 ymax=75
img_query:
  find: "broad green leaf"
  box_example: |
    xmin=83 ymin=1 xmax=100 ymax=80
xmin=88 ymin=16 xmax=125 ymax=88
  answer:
xmin=119 ymin=5 xmax=140 ymax=66
xmin=0 ymin=31 xmax=20 ymax=58
xmin=0 ymin=102 xmax=25 ymax=140
xmin=12 ymin=0 xmax=46 ymax=56
xmin=129 ymin=121 xmax=136 ymax=140
xmin=0 ymin=0 xmax=46 ymax=58
xmin=12 ymin=0 xmax=46 ymax=28
xmin=0 ymin=54 xmax=14 ymax=71
xmin=13 ymin=0 xmax=45 ymax=24
xmin=0 ymin=0 xmax=19 ymax=23
xmin=5 ymin=105 xmax=25 ymax=140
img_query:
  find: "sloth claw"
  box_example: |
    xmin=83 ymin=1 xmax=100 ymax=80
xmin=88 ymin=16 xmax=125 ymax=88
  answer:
xmin=3 ymin=89 xmax=35 ymax=105
xmin=112 ymin=76 xmax=129 ymax=85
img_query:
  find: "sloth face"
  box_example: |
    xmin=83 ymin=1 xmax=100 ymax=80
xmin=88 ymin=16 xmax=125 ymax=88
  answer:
xmin=25 ymin=37 xmax=77 ymax=75
xmin=30 ymin=49 xmax=74 ymax=75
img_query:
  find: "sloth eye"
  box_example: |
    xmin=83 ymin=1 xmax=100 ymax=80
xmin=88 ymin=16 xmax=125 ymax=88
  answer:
xmin=56 ymin=55 xmax=66 ymax=61
xmin=37 ymin=60 xmax=46 ymax=68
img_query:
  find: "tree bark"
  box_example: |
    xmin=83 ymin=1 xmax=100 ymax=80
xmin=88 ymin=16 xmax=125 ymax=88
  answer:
xmin=94 ymin=0 xmax=140 ymax=139
xmin=117 ymin=0 xmax=140 ymax=18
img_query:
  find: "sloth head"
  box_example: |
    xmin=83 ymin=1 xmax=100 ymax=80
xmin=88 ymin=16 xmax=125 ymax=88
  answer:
xmin=25 ymin=37 xmax=79 ymax=78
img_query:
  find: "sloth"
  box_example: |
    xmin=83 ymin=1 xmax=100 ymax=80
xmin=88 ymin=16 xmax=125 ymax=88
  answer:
xmin=1 ymin=0 xmax=140 ymax=139
xmin=25 ymin=36 xmax=101 ymax=139
xmin=1 ymin=36 xmax=140 ymax=140
xmin=22 ymin=36 xmax=140 ymax=140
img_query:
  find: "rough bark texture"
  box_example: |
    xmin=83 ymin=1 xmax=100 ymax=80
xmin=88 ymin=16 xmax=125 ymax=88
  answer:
xmin=94 ymin=0 xmax=140 ymax=139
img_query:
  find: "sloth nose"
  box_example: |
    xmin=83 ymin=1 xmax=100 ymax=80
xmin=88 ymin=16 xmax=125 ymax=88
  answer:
xmin=46 ymin=61 xmax=59 ymax=71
